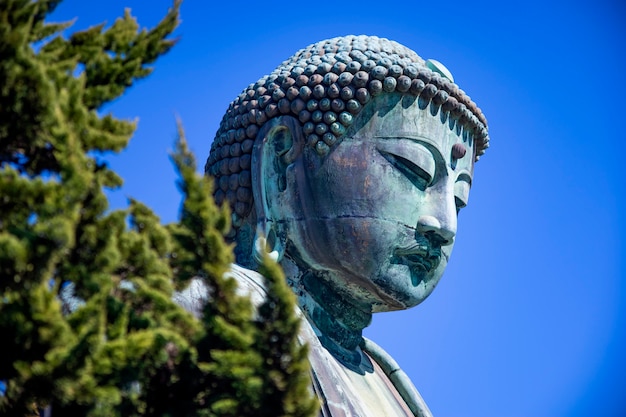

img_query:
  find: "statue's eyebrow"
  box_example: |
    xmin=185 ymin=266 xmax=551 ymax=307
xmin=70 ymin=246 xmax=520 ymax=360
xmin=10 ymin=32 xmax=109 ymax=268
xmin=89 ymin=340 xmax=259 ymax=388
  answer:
xmin=373 ymin=135 xmax=444 ymax=161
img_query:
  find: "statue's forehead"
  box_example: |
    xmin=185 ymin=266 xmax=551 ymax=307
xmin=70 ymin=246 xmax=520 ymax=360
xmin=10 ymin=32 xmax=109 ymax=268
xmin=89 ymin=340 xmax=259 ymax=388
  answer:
xmin=348 ymin=94 xmax=475 ymax=159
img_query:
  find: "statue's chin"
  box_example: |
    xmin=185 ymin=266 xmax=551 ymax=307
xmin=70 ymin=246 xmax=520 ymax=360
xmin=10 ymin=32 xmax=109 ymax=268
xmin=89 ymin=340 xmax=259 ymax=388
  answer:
xmin=367 ymin=261 xmax=445 ymax=313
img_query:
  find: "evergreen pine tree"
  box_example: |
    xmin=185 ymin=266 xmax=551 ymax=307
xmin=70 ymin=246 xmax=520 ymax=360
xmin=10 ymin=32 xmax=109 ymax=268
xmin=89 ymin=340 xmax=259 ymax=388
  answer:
xmin=0 ymin=1 xmax=318 ymax=416
xmin=255 ymin=255 xmax=319 ymax=417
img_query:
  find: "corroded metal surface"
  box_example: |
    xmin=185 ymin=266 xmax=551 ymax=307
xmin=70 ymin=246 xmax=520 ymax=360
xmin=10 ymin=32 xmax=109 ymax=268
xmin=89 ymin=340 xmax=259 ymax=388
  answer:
xmin=199 ymin=35 xmax=489 ymax=416
xmin=205 ymin=35 xmax=488 ymax=227
xmin=176 ymin=267 xmax=430 ymax=416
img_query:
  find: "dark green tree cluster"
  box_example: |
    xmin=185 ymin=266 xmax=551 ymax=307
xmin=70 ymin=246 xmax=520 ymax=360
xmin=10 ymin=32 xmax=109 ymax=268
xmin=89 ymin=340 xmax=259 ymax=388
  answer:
xmin=0 ymin=1 xmax=318 ymax=416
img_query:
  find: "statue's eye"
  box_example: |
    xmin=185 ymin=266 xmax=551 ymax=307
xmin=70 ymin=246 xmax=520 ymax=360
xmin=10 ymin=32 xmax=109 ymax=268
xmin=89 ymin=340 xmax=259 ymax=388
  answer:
xmin=379 ymin=150 xmax=433 ymax=191
xmin=454 ymin=173 xmax=471 ymax=212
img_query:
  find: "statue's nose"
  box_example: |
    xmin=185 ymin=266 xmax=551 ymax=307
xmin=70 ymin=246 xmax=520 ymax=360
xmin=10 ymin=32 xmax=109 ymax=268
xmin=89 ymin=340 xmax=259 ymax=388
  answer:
xmin=416 ymin=179 xmax=458 ymax=246
xmin=417 ymin=214 xmax=456 ymax=246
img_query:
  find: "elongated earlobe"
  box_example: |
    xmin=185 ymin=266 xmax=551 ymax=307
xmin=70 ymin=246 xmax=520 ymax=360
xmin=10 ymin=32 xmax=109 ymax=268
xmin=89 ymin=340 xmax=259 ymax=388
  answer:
xmin=250 ymin=116 xmax=305 ymax=264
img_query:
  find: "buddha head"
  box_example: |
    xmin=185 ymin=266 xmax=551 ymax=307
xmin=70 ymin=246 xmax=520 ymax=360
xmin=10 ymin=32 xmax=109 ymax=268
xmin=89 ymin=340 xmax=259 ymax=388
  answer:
xmin=205 ymin=35 xmax=489 ymax=313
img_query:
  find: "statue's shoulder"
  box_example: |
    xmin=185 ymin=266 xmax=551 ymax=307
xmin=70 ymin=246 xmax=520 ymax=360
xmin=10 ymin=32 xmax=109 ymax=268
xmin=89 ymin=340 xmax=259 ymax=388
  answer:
xmin=227 ymin=263 xmax=271 ymax=307
xmin=173 ymin=264 xmax=269 ymax=318
xmin=361 ymin=338 xmax=433 ymax=417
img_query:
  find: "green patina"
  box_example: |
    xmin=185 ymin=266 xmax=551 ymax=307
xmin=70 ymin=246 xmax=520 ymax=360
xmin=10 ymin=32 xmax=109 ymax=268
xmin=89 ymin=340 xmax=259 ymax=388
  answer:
xmin=204 ymin=35 xmax=489 ymax=417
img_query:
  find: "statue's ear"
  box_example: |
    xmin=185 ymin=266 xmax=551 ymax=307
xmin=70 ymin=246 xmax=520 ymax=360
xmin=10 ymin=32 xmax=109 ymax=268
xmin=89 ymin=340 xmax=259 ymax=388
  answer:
xmin=251 ymin=116 xmax=305 ymax=261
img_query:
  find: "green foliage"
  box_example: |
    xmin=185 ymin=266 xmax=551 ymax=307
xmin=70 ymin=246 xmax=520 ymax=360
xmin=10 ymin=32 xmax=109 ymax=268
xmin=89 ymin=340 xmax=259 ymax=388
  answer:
xmin=0 ymin=1 xmax=318 ymax=416
xmin=256 ymin=255 xmax=319 ymax=417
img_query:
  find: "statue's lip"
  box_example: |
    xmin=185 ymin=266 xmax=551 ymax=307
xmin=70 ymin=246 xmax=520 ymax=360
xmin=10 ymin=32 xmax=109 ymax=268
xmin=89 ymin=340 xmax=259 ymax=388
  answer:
xmin=394 ymin=243 xmax=441 ymax=274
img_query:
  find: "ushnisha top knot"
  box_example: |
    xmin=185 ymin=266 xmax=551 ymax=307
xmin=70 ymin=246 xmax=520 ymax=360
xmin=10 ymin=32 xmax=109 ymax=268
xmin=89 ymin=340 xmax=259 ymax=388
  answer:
xmin=205 ymin=35 xmax=489 ymax=226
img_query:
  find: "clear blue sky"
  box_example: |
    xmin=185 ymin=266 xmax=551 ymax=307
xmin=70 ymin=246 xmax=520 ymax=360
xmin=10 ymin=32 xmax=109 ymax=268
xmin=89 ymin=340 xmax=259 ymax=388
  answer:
xmin=49 ymin=1 xmax=625 ymax=416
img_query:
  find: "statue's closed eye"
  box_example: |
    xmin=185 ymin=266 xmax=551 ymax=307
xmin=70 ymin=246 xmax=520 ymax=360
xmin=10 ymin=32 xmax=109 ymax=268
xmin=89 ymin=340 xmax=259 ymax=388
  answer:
xmin=378 ymin=149 xmax=433 ymax=191
xmin=454 ymin=173 xmax=472 ymax=212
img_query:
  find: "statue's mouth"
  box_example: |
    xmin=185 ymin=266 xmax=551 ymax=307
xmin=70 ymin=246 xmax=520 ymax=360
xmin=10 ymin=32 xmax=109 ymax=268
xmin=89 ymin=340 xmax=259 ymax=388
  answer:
xmin=394 ymin=243 xmax=441 ymax=275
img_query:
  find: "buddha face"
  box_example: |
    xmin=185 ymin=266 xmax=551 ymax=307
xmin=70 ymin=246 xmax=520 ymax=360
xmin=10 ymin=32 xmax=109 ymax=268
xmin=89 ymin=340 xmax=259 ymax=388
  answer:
xmin=282 ymin=93 xmax=475 ymax=312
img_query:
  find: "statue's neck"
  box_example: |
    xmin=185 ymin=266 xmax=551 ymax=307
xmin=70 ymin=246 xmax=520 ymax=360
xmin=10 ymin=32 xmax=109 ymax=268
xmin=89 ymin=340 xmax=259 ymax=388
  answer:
xmin=283 ymin=259 xmax=372 ymax=369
